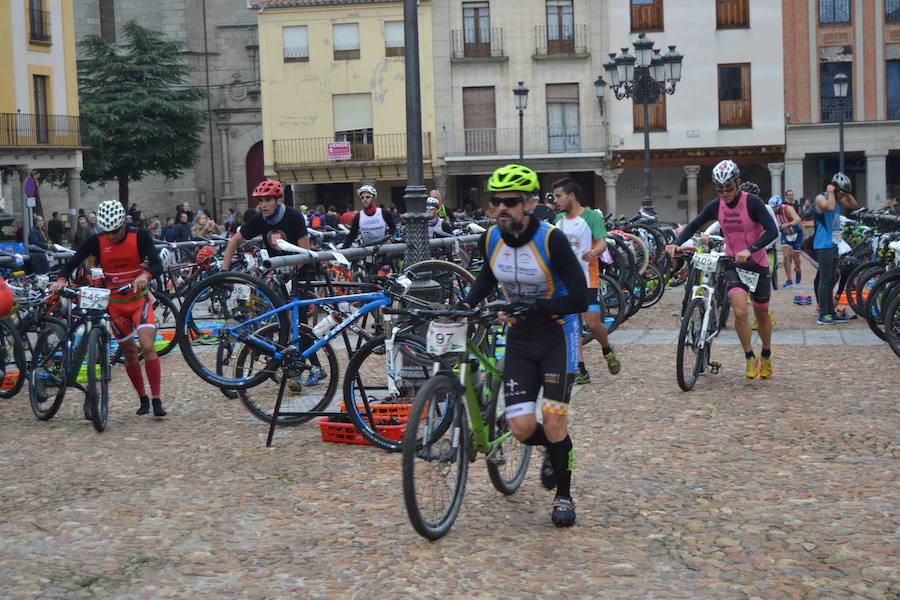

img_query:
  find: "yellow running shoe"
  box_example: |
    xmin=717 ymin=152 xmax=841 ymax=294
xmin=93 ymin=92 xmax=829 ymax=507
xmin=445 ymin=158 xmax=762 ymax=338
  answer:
xmin=745 ymin=357 xmax=759 ymax=379
xmin=759 ymin=355 xmax=773 ymax=379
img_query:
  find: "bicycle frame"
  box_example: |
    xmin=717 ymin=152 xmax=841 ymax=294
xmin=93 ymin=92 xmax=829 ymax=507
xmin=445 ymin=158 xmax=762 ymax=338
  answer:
xmin=687 ymin=256 xmax=727 ymax=350
xmin=224 ymin=290 xmax=391 ymax=361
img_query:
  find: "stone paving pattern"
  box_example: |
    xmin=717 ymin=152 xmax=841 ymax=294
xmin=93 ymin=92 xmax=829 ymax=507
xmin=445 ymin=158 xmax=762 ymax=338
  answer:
xmin=0 ymin=277 xmax=897 ymax=597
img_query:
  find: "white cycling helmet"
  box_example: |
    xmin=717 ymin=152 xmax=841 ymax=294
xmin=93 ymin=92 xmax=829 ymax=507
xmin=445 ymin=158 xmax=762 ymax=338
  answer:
xmin=712 ymin=159 xmax=740 ymax=185
xmin=357 ymin=184 xmax=377 ymax=198
xmin=768 ymin=196 xmax=783 ymax=209
xmin=426 ymin=196 xmax=439 ymax=211
xmin=96 ymin=200 xmax=127 ymax=232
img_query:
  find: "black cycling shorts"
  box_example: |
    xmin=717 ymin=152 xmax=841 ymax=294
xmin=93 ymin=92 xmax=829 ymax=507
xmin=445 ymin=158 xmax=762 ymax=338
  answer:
xmin=502 ymin=315 xmax=580 ymax=419
xmin=724 ymin=263 xmax=771 ymax=307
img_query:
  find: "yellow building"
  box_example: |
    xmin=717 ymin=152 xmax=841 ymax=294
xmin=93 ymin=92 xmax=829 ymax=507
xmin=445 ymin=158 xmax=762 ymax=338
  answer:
xmin=254 ymin=0 xmax=436 ymax=210
xmin=0 ymin=0 xmax=84 ymax=229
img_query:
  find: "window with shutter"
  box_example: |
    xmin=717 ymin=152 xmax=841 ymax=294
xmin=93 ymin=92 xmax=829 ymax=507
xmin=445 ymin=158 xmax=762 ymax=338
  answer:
xmin=716 ymin=0 xmax=749 ymax=28
xmin=718 ymin=63 xmax=752 ymax=128
xmin=463 ymin=87 xmax=496 ymax=155
xmin=630 ymin=0 xmax=663 ymax=32
xmin=546 ymin=84 xmax=580 ymax=152
xmin=334 ymin=23 xmax=360 ymax=60
xmin=385 ymin=21 xmax=404 ymax=57
xmin=283 ymin=26 xmax=309 ymax=62
xmin=633 ymin=93 xmax=667 ymax=132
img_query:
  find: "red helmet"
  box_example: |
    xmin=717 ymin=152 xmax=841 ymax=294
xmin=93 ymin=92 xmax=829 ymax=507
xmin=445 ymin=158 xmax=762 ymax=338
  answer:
xmin=252 ymin=179 xmax=283 ymax=199
xmin=195 ymin=245 xmax=217 ymax=270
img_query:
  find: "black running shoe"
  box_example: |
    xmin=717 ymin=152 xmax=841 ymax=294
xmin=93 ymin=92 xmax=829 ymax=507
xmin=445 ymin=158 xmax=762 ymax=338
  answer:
xmin=540 ymin=451 xmax=556 ymax=490
xmin=551 ymin=496 xmax=576 ymax=527
xmin=152 ymin=398 xmax=167 ymax=417
xmin=136 ymin=396 xmax=150 ymax=415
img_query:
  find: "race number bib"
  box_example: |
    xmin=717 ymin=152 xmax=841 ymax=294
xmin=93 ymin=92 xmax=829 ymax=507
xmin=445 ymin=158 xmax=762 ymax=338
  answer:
xmin=426 ymin=321 xmax=467 ymax=355
xmin=79 ymin=287 xmax=111 ymax=311
xmin=691 ymin=252 xmax=720 ymax=273
xmin=735 ymin=268 xmax=760 ymax=292
xmin=232 ymin=283 xmax=251 ymax=301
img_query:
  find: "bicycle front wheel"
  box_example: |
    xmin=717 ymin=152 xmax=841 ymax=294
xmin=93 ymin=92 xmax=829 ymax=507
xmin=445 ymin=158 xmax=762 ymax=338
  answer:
xmin=86 ymin=327 xmax=110 ymax=432
xmin=486 ymin=373 xmax=531 ymax=494
xmin=402 ymin=374 xmax=469 ymax=540
xmin=177 ymin=271 xmax=289 ymax=389
xmin=29 ymin=321 xmax=68 ymax=420
xmin=0 ymin=316 xmax=26 ymax=399
xmin=343 ymin=334 xmax=432 ymax=452
xmin=676 ymin=298 xmax=706 ymax=392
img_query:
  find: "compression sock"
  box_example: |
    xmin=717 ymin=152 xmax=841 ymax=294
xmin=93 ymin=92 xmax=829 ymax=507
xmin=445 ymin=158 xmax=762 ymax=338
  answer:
xmin=547 ymin=435 xmax=573 ymax=499
xmin=602 ymin=346 xmax=613 ymax=355
xmin=745 ymin=351 xmax=756 ymax=360
xmin=125 ymin=363 xmax=147 ymax=397
xmin=144 ymin=357 xmax=162 ymax=398
xmin=523 ymin=423 xmax=548 ymax=447
xmin=761 ymin=348 xmax=771 ymax=358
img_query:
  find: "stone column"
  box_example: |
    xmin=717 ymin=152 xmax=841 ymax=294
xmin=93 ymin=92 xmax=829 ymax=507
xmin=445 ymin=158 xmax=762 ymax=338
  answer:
xmin=66 ymin=168 xmax=83 ymax=218
xmin=218 ymin=124 xmax=233 ymax=198
xmin=865 ymin=151 xmax=888 ymax=209
xmin=683 ymin=165 xmax=701 ymax=221
xmin=599 ymin=168 xmax=622 ymax=217
xmin=784 ymin=158 xmax=804 ymax=198
xmin=768 ymin=162 xmax=785 ymax=199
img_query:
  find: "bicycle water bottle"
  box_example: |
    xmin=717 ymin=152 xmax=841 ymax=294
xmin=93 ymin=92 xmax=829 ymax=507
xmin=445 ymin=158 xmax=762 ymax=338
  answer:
xmin=70 ymin=323 xmax=86 ymax=351
xmin=312 ymin=313 xmax=341 ymax=338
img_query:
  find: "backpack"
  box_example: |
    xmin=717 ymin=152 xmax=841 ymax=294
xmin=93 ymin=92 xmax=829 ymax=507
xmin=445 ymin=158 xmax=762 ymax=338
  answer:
xmin=309 ymin=213 xmax=324 ymax=229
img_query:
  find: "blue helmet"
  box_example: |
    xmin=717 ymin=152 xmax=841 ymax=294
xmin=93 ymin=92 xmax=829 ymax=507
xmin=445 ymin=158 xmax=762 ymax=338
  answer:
xmin=768 ymin=196 xmax=783 ymax=209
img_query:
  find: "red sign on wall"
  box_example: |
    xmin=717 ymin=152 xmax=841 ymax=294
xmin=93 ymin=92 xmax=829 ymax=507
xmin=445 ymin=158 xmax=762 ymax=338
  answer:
xmin=327 ymin=142 xmax=351 ymax=161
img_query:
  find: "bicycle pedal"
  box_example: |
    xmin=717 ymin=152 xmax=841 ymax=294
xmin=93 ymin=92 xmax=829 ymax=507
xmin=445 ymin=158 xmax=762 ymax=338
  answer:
xmin=708 ymin=361 xmax=721 ymax=374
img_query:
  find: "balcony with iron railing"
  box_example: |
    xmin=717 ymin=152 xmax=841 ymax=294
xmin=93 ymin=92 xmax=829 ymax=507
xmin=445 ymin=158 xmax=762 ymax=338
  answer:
xmin=820 ymin=97 xmax=853 ymax=123
xmin=451 ymin=28 xmax=505 ymax=61
xmin=533 ymin=24 xmax=588 ymax=58
xmin=0 ymin=113 xmax=87 ymax=148
xmin=28 ymin=8 xmax=51 ymax=44
xmin=443 ymin=125 xmax=606 ymax=158
xmin=273 ymin=132 xmax=432 ymax=166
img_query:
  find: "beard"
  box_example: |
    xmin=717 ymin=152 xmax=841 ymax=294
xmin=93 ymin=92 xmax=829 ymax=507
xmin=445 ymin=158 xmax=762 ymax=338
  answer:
xmin=497 ymin=214 xmax=526 ymax=234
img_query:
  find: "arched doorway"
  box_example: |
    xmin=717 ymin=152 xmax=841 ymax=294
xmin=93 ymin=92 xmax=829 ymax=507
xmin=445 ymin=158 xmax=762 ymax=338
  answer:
xmin=245 ymin=141 xmax=264 ymax=208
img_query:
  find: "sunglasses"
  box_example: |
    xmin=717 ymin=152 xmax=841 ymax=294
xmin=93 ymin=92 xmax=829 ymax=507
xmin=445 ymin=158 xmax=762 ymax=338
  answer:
xmin=714 ymin=183 xmax=736 ymax=194
xmin=489 ymin=196 xmax=524 ymax=208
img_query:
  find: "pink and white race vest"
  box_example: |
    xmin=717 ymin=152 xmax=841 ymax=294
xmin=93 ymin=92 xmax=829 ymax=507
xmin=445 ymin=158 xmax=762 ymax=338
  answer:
xmin=717 ymin=192 xmax=768 ymax=268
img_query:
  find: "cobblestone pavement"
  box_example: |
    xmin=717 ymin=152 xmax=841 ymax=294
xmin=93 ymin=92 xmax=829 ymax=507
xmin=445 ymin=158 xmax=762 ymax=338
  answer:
xmin=0 ymin=277 xmax=897 ymax=598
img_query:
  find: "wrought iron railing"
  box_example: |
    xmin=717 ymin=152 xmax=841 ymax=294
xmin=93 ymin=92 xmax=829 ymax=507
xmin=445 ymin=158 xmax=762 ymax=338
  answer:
xmin=820 ymin=97 xmax=853 ymax=123
xmin=443 ymin=126 xmax=606 ymax=157
xmin=451 ymin=28 xmax=505 ymax=59
xmin=0 ymin=113 xmax=86 ymax=147
xmin=273 ymin=132 xmax=432 ymax=166
xmin=29 ymin=8 xmax=51 ymax=44
xmin=533 ymin=24 xmax=588 ymax=56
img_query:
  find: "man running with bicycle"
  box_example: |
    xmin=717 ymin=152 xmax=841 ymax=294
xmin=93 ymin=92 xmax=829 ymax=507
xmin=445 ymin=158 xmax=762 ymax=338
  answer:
xmin=666 ymin=160 xmax=778 ymax=379
xmin=52 ymin=200 xmax=166 ymax=418
xmin=459 ymin=164 xmax=587 ymax=527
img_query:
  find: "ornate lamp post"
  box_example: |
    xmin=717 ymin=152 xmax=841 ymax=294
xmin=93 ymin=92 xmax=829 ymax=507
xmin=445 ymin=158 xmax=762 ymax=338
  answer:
xmin=513 ymin=81 xmax=529 ymax=161
xmin=833 ymin=72 xmax=848 ymax=174
xmin=603 ymin=33 xmax=683 ymax=214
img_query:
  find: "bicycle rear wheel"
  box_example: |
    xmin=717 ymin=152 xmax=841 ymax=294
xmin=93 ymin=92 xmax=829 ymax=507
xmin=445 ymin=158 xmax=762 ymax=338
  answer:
xmin=884 ymin=289 xmax=900 ymax=358
xmin=676 ymin=298 xmax=706 ymax=392
xmin=486 ymin=372 xmax=531 ymax=494
xmin=86 ymin=327 xmax=110 ymax=432
xmin=29 ymin=321 xmax=68 ymax=420
xmin=402 ymin=374 xmax=468 ymax=540
xmin=235 ymin=323 xmax=338 ymax=425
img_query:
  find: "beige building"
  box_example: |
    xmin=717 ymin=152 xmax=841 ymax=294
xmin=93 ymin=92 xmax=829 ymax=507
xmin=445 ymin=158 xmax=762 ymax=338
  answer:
xmin=0 ymin=0 xmax=84 ymax=234
xmin=783 ymin=0 xmax=900 ymax=207
xmin=603 ymin=0 xmax=786 ymax=223
xmin=433 ymin=0 xmax=609 ymax=210
xmin=254 ymin=0 xmax=436 ymax=211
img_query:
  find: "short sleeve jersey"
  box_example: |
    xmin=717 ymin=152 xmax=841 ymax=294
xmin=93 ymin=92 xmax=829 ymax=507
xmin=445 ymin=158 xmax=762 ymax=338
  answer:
xmin=240 ymin=206 xmax=309 ymax=256
xmin=555 ymin=209 xmax=607 ymax=287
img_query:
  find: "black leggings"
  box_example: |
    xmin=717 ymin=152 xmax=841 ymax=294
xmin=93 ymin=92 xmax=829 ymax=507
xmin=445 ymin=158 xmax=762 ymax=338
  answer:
xmin=814 ymin=245 xmax=838 ymax=315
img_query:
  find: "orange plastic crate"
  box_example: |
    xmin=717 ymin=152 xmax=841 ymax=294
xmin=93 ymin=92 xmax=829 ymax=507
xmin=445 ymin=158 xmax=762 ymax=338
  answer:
xmin=316 ymin=416 xmax=407 ymax=446
xmin=338 ymin=401 xmax=412 ymax=419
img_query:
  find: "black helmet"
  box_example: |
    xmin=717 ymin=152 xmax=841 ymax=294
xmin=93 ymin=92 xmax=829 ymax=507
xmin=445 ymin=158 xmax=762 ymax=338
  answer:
xmin=831 ymin=172 xmax=852 ymax=194
xmin=739 ymin=181 xmax=760 ymax=196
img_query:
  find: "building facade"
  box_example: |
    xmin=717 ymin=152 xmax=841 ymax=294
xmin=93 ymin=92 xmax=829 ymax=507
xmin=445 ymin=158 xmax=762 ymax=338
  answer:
xmin=72 ymin=0 xmax=263 ymax=222
xmin=254 ymin=0 xmax=436 ymax=211
xmin=0 ymin=0 xmax=84 ymax=237
xmin=604 ymin=0 xmax=786 ymax=223
xmin=433 ymin=0 xmax=609 ymax=210
xmin=783 ymin=0 xmax=900 ymax=208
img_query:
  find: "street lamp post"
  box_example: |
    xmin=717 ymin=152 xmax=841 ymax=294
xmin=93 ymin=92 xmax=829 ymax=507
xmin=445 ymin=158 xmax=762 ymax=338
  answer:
xmin=603 ymin=33 xmax=683 ymax=214
xmin=833 ymin=72 xmax=848 ymax=175
xmin=402 ymin=0 xmax=429 ymax=266
xmin=513 ymin=81 xmax=529 ymax=162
